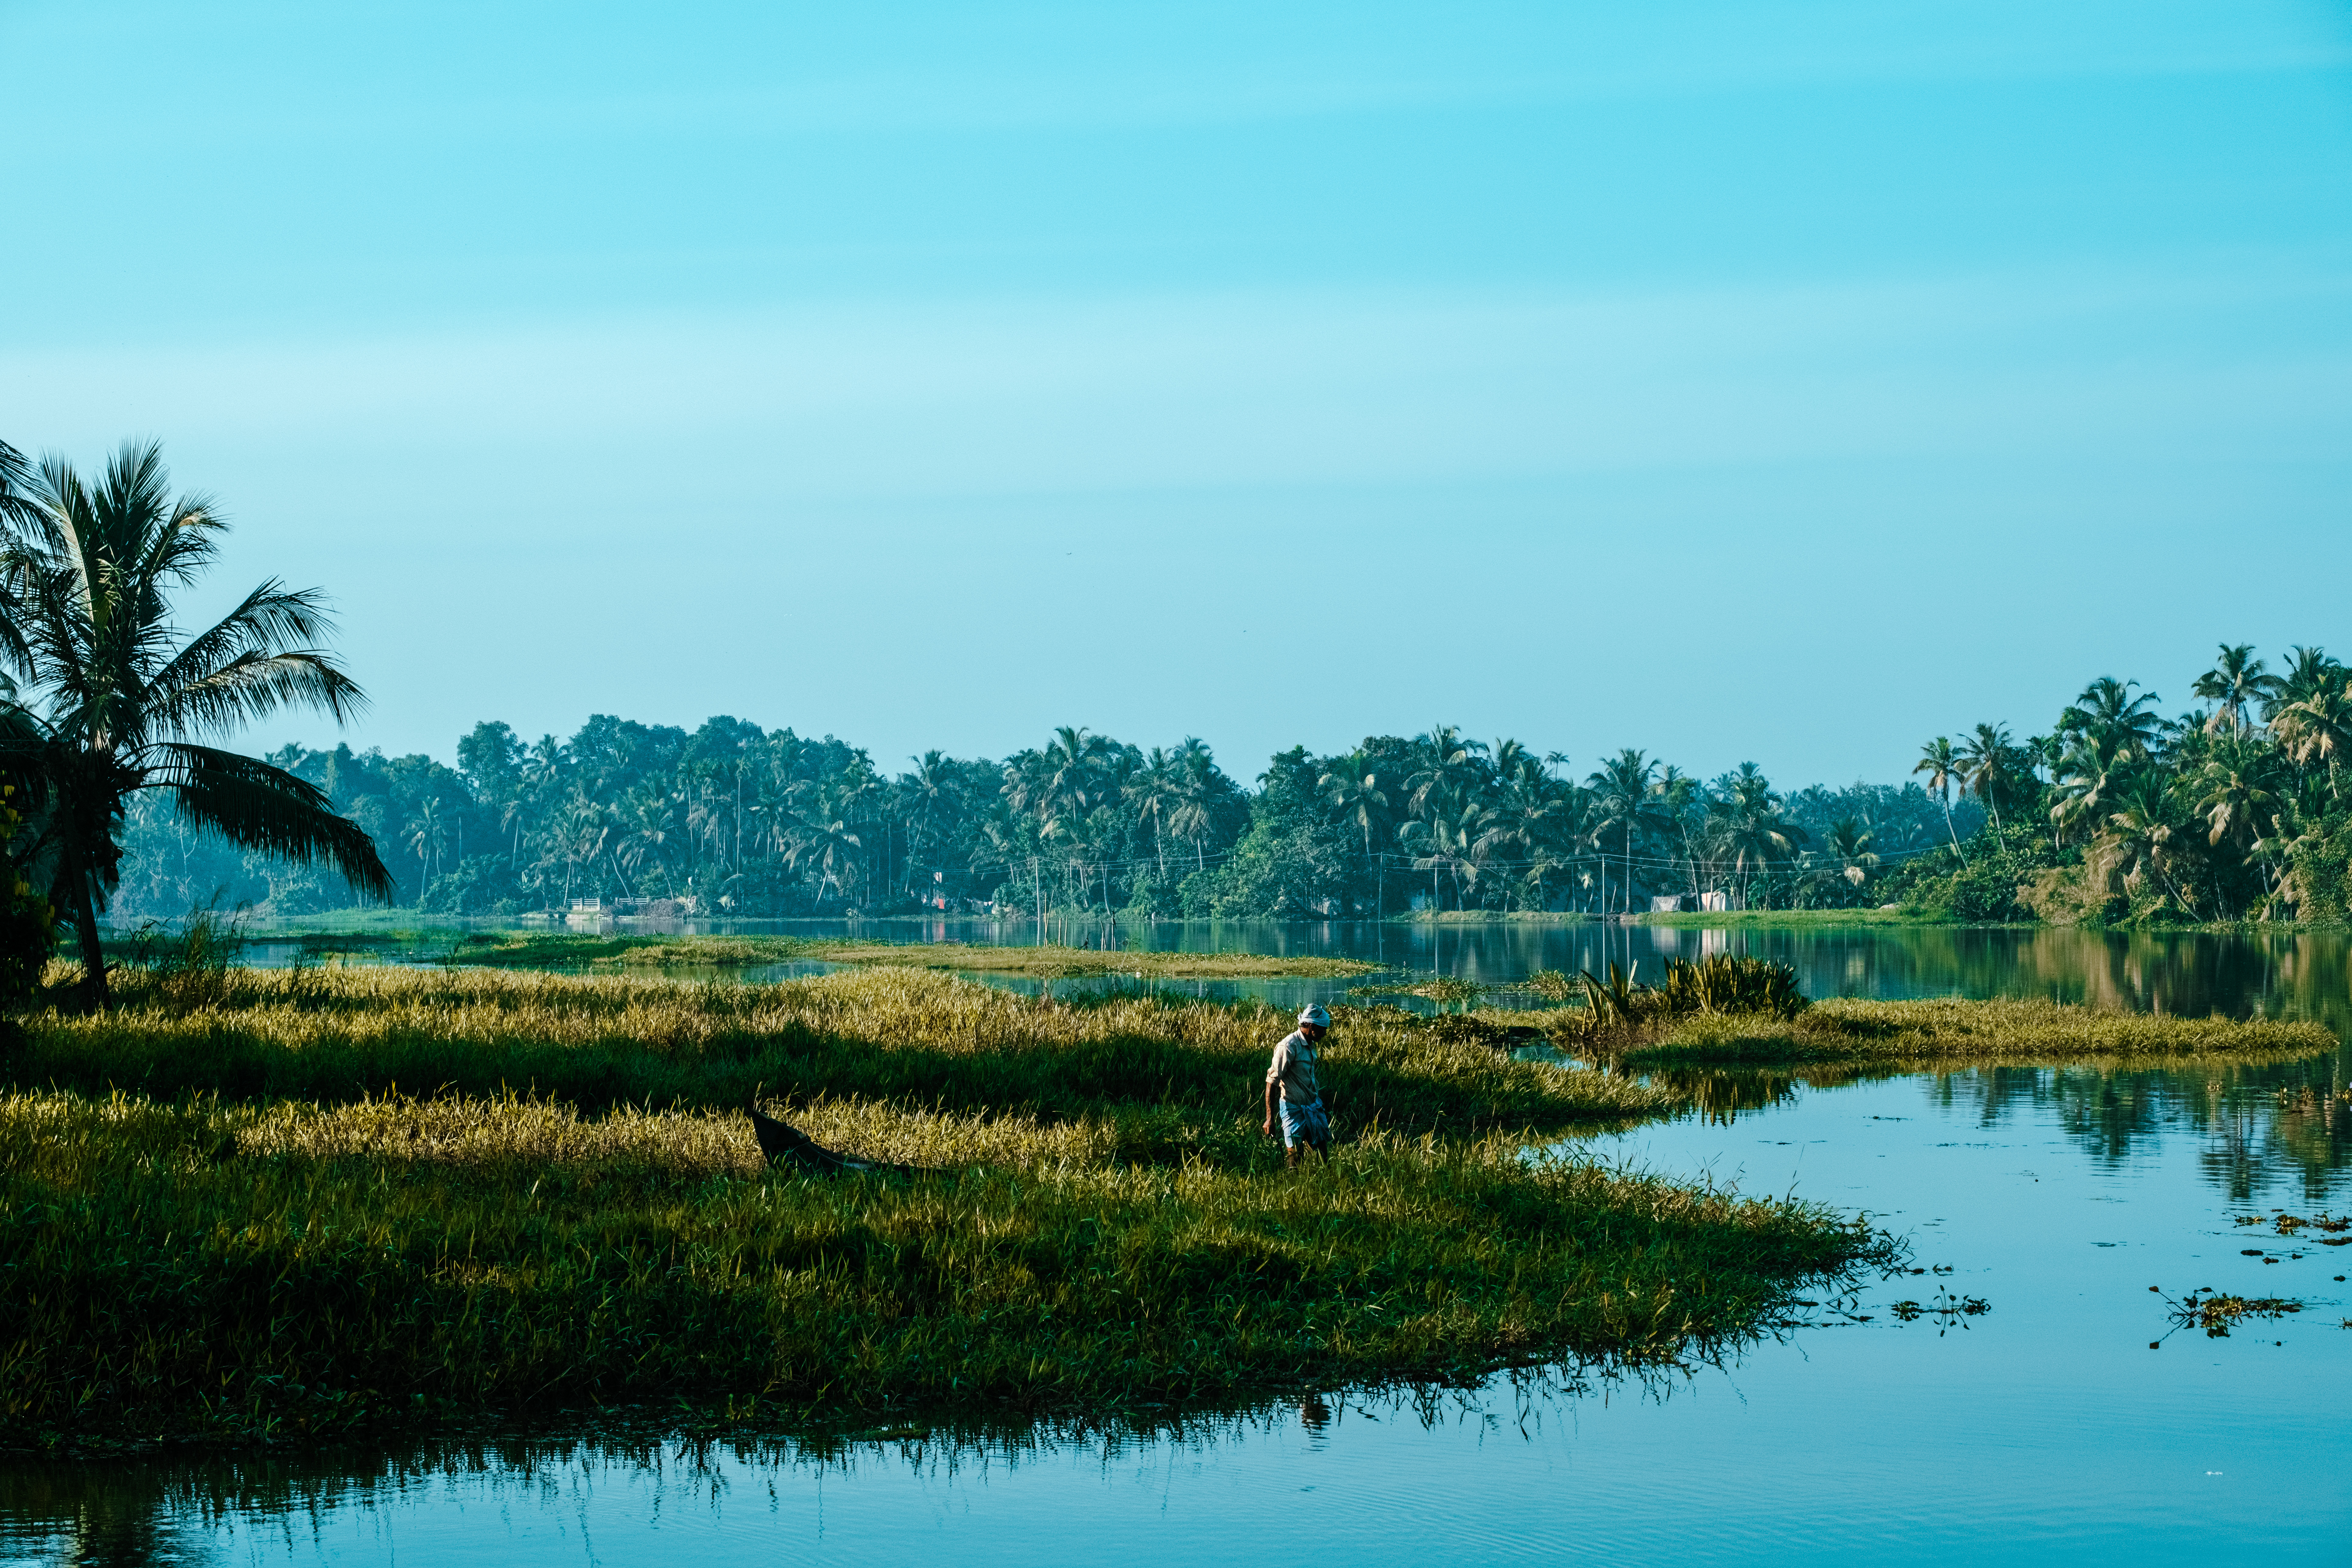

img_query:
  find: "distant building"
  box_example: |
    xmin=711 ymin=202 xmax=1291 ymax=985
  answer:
xmin=1700 ymin=890 xmax=1745 ymax=912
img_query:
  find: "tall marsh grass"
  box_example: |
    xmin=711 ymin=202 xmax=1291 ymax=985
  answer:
xmin=16 ymin=965 xmax=1670 ymax=1144
xmin=0 ymin=1087 xmax=1888 ymax=1447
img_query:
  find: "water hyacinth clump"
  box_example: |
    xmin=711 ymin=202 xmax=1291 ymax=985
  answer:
xmin=0 ymin=964 xmax=1897 ymax=1449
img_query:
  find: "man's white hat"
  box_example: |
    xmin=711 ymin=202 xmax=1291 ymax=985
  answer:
xmin=1297 ymin=1003 xmax=1330 ymax=1028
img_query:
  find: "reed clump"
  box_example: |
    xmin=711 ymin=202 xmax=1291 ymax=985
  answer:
xmin=0 ymin=1087 xmax=1890 ymax=1449
xmin=1584 ymin=996 xmax=2337 ymax=1068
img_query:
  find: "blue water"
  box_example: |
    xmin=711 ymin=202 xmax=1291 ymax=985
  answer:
xmin=9 ymin=925 xmax=2349 ymax=1565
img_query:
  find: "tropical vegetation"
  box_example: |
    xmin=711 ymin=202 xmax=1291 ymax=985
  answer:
xmin=0 ymin=439 xmax=390 ymax=1004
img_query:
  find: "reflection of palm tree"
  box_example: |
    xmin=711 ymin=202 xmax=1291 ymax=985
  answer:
xmin=1913 ymin=737 xmax=1965 ymax=863
xmin=0 ymin=440 xmax=392 ymax=1003
xmin=2191 ymin=643 xmax=2279 ymax=733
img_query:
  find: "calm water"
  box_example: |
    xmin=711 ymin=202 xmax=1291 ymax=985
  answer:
xmin=13 ymin=922 xmax=2352 ymax=1565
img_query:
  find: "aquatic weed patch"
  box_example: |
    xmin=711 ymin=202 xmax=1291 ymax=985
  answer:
xmin=0 ymin=1090 xmax=1887 ymax=1450
xmin=2153 ymin=1286 xmax=2304 ymax=1338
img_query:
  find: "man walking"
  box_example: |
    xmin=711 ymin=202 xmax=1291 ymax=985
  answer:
xmin=1263 ymin=1003 xmax=1332 ymax=1165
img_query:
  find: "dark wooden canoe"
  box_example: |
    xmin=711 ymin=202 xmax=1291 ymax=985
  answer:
xmin=747 ymin=1102 xmax=936 ymax=1178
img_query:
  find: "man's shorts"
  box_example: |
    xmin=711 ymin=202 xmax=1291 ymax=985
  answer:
xmin=1279 ymin=1097 xmax=1330 ymax=1151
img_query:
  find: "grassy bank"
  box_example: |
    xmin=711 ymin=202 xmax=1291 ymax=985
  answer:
xmin=0 ymin=966 xmax=1895 ymax=1450
xmin=0 ymin=1090 xmax=1885 ymax=1450
xmin=1576 ymin=996 xmax=2337 ymax=1069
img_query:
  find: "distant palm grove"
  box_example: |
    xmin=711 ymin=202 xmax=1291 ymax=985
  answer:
xmin=104 ymin=641 xmax=2352 ymax=927
xmin=9 ymin=443 xmax=2350 ymax=932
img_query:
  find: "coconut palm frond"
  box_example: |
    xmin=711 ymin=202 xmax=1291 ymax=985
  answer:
xmin=151 ymin=744 xmax=393 ymax=901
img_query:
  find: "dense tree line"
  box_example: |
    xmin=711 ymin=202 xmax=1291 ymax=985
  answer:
xmin=12 ymin=441 xmax=2349 ymax=941
xmin=1889 ymin=645 xmax=2352 ymax=924
xmin=103 ymin=712 xmax=1975 ymax=921
xmin=107 ymin=638 xmax=2352 ymax=927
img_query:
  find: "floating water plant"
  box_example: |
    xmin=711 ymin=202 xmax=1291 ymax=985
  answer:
xmin=2154 ymin=1286 xmax=2304 ymax=1338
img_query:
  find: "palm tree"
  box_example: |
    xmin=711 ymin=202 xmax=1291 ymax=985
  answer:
xmin=2192 ymin=733 xmax=2279 ymax=857
xmin=617 ymin=783 xmax=679 ymax=895
xmin=1168 ymin=737 xmax=1219 ymax=873
xmin=2095 ymin=776 xmax=2196 ymax=916
xmin=1956 ymin=722 xmax=2012 ymax=833
xmin=787 ymin=813 xmax=864 ymax=906
xmin=0 ymin=441 xmax=390 ymax=1005
xmin=2270 ymin=645 xmax=2345 ymax=717
xmin=1318 ymin=753 xmax=1389 ymax=913
xmin=1584 ymin=749 xmax=1660 ymax=913
xmin=2060 ymin=677 xmax=2163 ymax=764
xmin=404 ymin=798 xmax=450 ymax=899
xmin=1400 ymin=798 xmax=1494 ymax=912
xmin=1913 ymin=737 xmax=1967 ymax=864
xmin=1405 ymin=724 xmax=1486 ymax=817
xmin=2272 ymin=677 xmax=2352 ymax=800
xmin=1827 ymin=816 xmax=1879 ymax=882
xmin=554 ymin=788 xmax=608 ymax=906
xmin=1126 ymin=747 xmax=1184 ymax=882
xmin=1706 ymin=763 xmax=1806 ymax=903
xmin=2191 ymin=644 xmax=2279 ymax=733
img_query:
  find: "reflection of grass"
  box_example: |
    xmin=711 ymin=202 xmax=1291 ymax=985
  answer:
xmin=812 ymin=942 xmax=1374 ymax=979
xmin=0 ymin=966 xmax=1894 ymax=1448
xmin=415 ymin=933 xmax=1376 ymax=979
xmin=1629 ymin=910 xmax=1962 ymax=929
xmin=1578 ymin=997 xmax=2335 ymax=1068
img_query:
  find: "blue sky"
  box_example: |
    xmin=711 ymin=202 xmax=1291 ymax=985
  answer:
xmin=5 ymin=0 xmax=2350 ymax=787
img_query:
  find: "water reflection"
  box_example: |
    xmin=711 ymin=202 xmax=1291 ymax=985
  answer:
xmin=241 ymin=915 xmax=2352 ymax=1042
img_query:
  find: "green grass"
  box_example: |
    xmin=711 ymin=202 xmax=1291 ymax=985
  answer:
xmin=1576 ymin=996 xmax=2337 ymax=1068
xmin=18 ymin=964 xmax=1654 ymax=1138
xmin=0 ymin=1087 xmax=1887 ymax=1450
xmin=0 ymin=964 xmax=1896 ymax=1450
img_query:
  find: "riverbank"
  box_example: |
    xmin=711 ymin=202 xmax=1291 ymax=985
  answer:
xmin=0 ymin=965 xmax=1898 ymax=1451
xmin=1572 ymin=996 xmax=2337 ymax=1069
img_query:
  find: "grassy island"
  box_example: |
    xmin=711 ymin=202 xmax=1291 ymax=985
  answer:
xmin=0 ymin=965 xmax=1888 ymax=1452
